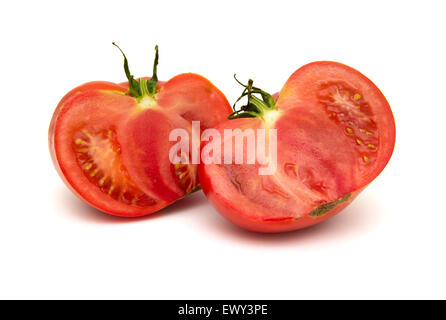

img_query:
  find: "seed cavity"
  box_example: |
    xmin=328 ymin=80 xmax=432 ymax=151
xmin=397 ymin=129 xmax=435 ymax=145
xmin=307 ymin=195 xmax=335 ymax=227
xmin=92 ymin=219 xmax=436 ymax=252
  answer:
xmin=318 ymin=82 xmax=379 ymax=166
xmin=174 ymin=152 xmax=197 ymax=193
xmin=73 ymin=127 xmax=156 ymax=207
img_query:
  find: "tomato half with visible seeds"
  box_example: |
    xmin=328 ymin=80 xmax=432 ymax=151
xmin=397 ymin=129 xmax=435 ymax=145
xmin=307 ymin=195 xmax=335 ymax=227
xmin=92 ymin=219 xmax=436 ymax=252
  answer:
xmin=198 ymin=62 xmax=395 ymax=232
xmin=49 ymin=45 xmax=231 ymax=217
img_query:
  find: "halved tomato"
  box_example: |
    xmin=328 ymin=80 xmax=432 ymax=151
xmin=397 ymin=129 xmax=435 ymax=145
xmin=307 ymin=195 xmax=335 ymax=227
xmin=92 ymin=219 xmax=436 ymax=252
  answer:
xmin=49 ymin=44 xmax=232 ymax=217
xmin=198 ymin=62 xmax=395 ymax=232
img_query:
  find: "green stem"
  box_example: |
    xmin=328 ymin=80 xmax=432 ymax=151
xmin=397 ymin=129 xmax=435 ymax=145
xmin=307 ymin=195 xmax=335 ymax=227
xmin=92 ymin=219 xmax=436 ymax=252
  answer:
xmin=228 ymin=75 xmax=276 ymax=119
xmin=112 ymin=43 xmax=159 ymax=99
xmin=139 ymin=79 xmax=151 ymax=97
xmin=146 ymin=45 xmax=159 ymax=95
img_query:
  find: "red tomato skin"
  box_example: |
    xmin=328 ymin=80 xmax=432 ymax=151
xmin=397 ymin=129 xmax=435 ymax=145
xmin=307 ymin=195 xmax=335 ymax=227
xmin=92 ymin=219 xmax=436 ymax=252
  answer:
xmin=199 ymin=160 xmax=362 ymax=233
xmin=49 ymin=81 xmax=128 ymax=205
xmin=199 ymin=61 xmax=395 ymax=233
xmin=157 ymin=73 xmax=232 ymax=128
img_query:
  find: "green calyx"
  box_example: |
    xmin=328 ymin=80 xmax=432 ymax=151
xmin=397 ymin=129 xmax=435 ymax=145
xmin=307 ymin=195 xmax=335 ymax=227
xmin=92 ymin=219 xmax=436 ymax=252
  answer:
xmin=112 ymin=42 xmax=159 ymax=100
xmin=228 ymin=75 xmax=277 ymax=120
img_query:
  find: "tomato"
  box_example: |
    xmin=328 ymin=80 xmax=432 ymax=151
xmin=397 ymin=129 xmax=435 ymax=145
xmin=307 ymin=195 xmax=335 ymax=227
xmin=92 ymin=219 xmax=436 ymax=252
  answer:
xmin=49 ymin=44 xmax=231 ymax=217
xmin=198 ymin=62 xmax=395 ymax=232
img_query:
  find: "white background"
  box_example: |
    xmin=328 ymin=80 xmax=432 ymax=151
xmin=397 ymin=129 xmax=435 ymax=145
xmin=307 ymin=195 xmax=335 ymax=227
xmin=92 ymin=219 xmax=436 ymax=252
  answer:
xmin=0 ymin=0 xmax=445 ymax=299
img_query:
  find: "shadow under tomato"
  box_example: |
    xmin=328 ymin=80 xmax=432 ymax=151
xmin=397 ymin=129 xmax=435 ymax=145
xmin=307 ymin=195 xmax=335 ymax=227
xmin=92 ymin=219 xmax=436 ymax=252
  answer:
xmin=56 ymin=186 xmax=206 ymax=224
xmin=57 ymin=185 xmax=382 ymax=245
xmin=199 ymin=192 xmax=383 ymax=246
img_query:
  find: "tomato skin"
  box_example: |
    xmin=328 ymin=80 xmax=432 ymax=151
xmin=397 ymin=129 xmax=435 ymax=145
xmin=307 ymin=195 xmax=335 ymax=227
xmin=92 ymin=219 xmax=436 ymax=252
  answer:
xmin=49 ymin=82 xmax=132 ymax=211
xmin=200 ymin=163 xmax=362 ymax=232
xmin=199 ymin=61 xmax=395 ymax=233
xmin=50 ymin=76 xmax=231 ymax=217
